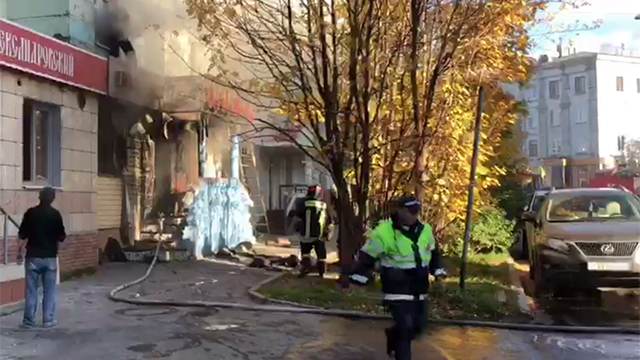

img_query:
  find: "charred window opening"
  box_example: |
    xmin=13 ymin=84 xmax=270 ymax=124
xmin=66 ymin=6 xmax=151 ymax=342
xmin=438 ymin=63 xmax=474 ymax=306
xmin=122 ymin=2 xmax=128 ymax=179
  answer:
xmin=95 ymin=2 xmax=135 ymax=57
xmin=98 ymin=99 xmax=127 ymax=176
xmin=22 ymin=99 xmax=61 ymax=186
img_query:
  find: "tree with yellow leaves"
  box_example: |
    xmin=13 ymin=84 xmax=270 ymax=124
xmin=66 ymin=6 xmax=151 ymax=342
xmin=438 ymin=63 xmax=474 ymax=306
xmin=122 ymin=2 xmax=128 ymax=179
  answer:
xmin=184 ymin=0 xmax=554 ymax=273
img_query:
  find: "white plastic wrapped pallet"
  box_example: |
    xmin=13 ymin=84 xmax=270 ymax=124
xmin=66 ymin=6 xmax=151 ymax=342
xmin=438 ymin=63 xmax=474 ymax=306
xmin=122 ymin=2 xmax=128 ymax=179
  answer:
xmin=183 ymin=136 xmax=256 ymax=258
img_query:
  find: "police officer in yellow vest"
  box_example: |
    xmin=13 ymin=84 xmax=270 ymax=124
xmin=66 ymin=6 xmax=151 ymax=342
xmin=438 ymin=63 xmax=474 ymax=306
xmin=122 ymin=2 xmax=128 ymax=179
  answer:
xmin=349 ymin=195 xmax=446 ymax=360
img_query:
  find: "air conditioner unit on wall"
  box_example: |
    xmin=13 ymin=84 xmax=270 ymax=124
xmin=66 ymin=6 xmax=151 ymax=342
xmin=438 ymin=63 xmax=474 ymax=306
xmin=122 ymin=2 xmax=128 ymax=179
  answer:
xmin=114 ymin=71 xmax=130 ymax=88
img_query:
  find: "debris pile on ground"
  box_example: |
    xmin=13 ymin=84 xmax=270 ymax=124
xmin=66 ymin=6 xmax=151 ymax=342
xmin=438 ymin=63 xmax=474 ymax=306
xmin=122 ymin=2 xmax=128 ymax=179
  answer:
xmin=248 ymin=255 xmax=299 ymax=270
xmin=103 ymin=237 xmax=128 ymax=262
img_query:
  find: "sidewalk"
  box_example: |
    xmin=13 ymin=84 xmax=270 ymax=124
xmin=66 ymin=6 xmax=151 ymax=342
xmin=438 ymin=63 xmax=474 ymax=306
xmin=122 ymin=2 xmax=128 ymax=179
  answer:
xmin=120 ymin=260 xmax=272 ymax=304
xmin=0 ymin=261 xmax=317 ymax=360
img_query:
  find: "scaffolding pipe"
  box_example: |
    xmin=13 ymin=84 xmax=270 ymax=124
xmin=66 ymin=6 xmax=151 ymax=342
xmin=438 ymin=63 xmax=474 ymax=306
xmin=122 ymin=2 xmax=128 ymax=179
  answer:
xmin=231 ymin=135 xmax=240 ymax=180
xmin=3 ymin=214 xmax=7 ymax=264
xmin=1 ymin=206 xmax=19 ymax=264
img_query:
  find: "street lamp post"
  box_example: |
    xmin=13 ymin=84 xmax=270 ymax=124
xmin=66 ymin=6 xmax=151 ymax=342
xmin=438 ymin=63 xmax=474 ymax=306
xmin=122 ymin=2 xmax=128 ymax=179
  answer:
xmin=459 ymin=85 xmax=485 ymax=290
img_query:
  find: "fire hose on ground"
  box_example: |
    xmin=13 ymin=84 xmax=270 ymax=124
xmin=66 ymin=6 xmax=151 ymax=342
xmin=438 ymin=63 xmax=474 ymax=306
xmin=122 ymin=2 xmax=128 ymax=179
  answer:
xmin=108 ymin=241 xmax=640 ymax=335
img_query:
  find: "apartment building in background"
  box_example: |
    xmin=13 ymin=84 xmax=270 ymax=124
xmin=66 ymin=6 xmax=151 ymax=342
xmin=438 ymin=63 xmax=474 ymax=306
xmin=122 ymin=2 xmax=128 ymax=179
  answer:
xmin=511 ymin=52 xmax=640 ymax=188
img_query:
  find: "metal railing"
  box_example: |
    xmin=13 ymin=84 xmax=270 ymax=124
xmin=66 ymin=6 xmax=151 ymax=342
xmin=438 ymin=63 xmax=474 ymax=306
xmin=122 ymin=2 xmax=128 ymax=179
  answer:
xmin=0 ymin=205 xmax=20 ymax=265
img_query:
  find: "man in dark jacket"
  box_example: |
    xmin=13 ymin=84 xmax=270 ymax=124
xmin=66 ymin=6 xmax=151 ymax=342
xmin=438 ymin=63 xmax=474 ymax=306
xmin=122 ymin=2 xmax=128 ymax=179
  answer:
xmin=348 ymin=195 xmax=446 ymax=360
xmin=17 ymin=187 xmax=66 ymax=328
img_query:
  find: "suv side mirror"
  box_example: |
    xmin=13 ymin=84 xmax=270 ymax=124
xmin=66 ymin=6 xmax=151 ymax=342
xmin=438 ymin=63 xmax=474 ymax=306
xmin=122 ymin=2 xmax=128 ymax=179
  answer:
xmin=521 ymin=211 xmax=537 ymax=222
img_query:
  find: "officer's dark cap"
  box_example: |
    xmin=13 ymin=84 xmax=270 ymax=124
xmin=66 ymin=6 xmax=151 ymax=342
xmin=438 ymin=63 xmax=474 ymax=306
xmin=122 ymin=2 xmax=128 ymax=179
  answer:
xmin=396 ymin=195 xmax=421 ymax=214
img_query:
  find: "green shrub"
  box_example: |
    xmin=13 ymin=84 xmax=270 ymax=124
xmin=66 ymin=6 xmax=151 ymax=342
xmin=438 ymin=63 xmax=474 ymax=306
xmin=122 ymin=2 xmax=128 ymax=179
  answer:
xmin=471 ymin=207 xmax=515 ymax=253
xmin=492 ymin=177 xmax=528 ymax=220
xmin=442 ymin=207 xmax=514 ymax=256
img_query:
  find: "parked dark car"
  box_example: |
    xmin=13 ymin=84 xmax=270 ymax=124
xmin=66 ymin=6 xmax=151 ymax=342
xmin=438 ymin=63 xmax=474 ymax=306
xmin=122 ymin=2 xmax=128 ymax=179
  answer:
xmin=524 ymin=188 xmax=640 ymax=294
xmin=512 ymin=189 xmax=550 ymax=261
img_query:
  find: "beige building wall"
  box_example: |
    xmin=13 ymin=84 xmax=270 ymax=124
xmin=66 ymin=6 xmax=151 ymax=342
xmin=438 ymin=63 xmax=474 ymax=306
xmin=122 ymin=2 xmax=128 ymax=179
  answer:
xmin=0 ymin=68 xmax=99 ymax=286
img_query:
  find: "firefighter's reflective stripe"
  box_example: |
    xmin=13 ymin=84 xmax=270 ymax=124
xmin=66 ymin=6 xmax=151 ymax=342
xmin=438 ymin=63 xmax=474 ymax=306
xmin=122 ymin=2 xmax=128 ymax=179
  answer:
xmin=305 ymin=200 xmax=327 ymax=209
xmin=383 ymin=294 xmax=426 ymax=301
xmin=379 ymin=260 xmax=428 ymax=269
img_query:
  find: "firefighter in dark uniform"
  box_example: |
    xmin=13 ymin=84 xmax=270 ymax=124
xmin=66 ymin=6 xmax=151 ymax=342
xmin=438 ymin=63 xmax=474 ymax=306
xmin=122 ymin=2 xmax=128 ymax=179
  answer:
xmin=293 ymin=185 xmax=330 ymax=278
xmin=348 ymin=195 xmax=446 ymax=360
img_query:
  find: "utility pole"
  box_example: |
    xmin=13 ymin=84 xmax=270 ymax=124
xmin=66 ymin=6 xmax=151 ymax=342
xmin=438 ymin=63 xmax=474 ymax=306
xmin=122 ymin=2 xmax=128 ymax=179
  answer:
xmin=459 ymin=85 xmax=485 ymax=290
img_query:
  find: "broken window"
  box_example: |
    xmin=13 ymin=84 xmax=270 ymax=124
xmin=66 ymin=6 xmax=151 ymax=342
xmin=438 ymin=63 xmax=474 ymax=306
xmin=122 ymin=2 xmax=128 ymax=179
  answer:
xmin=98 ymin=99 xmax=126 ymax=176
xmin=22 ymin=100 xmax=61 ymax=186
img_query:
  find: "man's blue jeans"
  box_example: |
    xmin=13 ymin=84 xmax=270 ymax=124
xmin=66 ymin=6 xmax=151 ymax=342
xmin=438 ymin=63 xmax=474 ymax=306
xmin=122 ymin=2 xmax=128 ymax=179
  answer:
xmin=23 ymin=257 xmax=57 ymax=327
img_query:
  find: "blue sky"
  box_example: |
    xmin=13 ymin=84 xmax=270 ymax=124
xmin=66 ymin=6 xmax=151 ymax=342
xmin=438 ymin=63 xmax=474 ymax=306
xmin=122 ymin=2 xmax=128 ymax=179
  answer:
xmin=531 ymin=0 xmax=640 ymax=57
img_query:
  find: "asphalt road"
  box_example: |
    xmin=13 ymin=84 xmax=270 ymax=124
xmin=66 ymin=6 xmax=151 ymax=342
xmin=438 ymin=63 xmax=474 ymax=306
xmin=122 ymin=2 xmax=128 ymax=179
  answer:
xmin=0 ymin=262 xmax=638 ymax=360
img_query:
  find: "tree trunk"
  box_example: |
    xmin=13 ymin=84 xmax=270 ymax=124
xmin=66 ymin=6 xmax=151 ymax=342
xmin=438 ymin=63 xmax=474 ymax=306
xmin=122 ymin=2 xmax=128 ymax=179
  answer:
xmin=334 ymin=177 xmax=363 ymax=277
xmin=414 ymin=146 xmax=428 ymax=202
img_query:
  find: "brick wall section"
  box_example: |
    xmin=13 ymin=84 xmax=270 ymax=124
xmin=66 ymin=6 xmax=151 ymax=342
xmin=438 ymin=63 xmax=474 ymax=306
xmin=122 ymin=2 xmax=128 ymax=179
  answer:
xmin=0 ymin=234 xmax=97 ymax=274
xmin=0 ymin=68 xmax=99 ymax=276
xmin=58 ymin=233 xmax=98 ymax=273
xmin=0 ymin=237 xmax=19 ymax=266
xmin=0 ymin=278 xmax=25 ymax=305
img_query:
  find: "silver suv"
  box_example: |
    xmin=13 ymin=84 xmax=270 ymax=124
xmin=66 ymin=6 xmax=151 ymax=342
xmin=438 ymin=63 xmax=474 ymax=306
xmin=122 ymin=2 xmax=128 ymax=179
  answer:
xmin=523 ymin=188 xmax=640 ymax=294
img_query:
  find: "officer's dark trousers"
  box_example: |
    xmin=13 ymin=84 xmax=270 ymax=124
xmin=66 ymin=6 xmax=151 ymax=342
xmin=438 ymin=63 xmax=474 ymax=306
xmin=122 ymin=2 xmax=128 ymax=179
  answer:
xmin=300 ymin=240 xmax=327 ymax=275
xmin=386 ymin=299 xmax=427 ymax=360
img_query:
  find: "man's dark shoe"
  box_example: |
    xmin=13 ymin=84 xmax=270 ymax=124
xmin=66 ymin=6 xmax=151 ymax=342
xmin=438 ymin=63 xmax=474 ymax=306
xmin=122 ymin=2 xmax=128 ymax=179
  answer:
xmin=385 ymin=327 xmax=396 ymax=357
xmin=317 ymin=261 xmax=326 ymax=278
xmin=298 ymin=269 xmax=309 ymax=278
xmin=299 ymin=257 xmax=312 ymax=278
xmin=43 ymin=321 xmax=58 ymax=329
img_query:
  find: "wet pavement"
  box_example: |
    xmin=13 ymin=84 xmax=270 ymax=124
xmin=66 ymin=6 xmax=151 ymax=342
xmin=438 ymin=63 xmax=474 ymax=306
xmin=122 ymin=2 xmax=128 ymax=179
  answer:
xmin=119 ymin=259 xmax=272 ymax=304
xmin=1 ymin=262 xmax=639 ymax=360
xmin=515 ymin=261 xmax=640 ymax=328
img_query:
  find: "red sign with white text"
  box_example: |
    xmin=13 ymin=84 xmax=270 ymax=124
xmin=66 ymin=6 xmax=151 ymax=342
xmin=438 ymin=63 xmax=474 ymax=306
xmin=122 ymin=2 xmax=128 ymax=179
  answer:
xmin=0 ymin=19 xmax=107 ymax=94
xmin=206 ymin=86 xmax=255 ymax=122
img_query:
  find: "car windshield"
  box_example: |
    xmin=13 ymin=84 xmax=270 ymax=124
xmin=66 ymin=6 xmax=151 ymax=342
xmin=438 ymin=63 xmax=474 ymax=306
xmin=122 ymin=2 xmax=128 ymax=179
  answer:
xmin=546 ymin=192 xmax=640 ymax=222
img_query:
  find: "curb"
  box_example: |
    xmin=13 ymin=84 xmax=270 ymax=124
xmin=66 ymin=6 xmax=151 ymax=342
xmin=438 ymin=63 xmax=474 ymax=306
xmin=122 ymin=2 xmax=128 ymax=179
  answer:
xmin=505 ymin=258 xmax=535 ymax=317
xmin=0 ymin=300 xmax=24 ymax=317
xmin=108 ymin=242 xmax=640 ymax=335
xmin=246 ymin=271 xmax=640 ymax=335
xmin=247 ymin=272 xmax=323 ymax=309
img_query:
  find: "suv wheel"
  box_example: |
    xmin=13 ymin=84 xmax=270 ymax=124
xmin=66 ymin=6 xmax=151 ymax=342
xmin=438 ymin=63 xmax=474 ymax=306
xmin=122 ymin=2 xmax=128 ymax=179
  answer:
xmin=521 ymin=230 xmax=529 ymax=262
xmin=528 ymin=260 xmax=535 ymax=280
xmin=533 ymin=253 xmax=547 ymax=296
